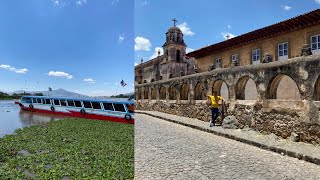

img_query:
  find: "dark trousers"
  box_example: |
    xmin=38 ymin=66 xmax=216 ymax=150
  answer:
xmin=211 ymin=108 xmax=220 ymax=124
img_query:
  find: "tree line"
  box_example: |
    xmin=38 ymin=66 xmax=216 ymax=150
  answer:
xmin=0 ymin=92 xmax=44 ymax=100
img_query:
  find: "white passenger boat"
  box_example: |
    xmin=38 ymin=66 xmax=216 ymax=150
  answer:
xmin=15 ymin=96 xmax=134 ymax=124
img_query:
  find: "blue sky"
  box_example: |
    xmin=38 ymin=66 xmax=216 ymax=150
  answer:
xmin=134 ymin=0 xmax=320 ymax=65
xmin=0 ymin=0 xmax=133 ymax=96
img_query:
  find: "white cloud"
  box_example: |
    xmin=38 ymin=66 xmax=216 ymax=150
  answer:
xmin=282 ymin=5 xmax=292 ymax=11
xmin=135 ymin=36 xmax=151 ymax=51
xmin=227 ymin=25 xmax=232 ymax=29
xmin=83 ymin=78 xmax=95 ymax=84
xmin=316 ymin=0 xmax=320 ymax=4
xmin=141 ymin=1 xmax=149 ymax=6
xmin=186 ymin=47 xmax=194 ymax=53
xmin=177 ymin=22 xmax=195 ymax=36
xmin=48 ymin=71 xmax=73 ymax=79
xmin=134 ymin=62 xmax=139 ymax=66
xmin=118 ymin=34 xmax=125 ymax=43
xmin=149 ymin=47 xmax=163 ymax=60
xmin=76 ymin=0 xmax=87 ymax=6
xmin=221 ymin=32 xmax=236 ymax=40
xmin=0 ymin=64 xmax=29 ymax=74
xmin=111 ymin=0 xmax=119 ymax=5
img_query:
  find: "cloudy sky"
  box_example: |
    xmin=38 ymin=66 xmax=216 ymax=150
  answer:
xmin=0 ymin=0 xmax=133 ymax=96
xmin=134 ymin=0 xmax=320 ymax=65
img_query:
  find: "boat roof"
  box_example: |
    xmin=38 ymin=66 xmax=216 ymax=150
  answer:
xmin=22 ymin=96 xmax=134 ymax=104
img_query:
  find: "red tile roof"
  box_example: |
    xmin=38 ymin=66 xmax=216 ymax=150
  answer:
xmin=187 ymin=9 xmax=320 ymax=58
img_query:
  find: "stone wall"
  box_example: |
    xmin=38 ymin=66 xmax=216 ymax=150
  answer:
xmin=136 ymin=55 xmax=320 ymax=144
xmin=136 ymin=100 xmax=320 ymax=144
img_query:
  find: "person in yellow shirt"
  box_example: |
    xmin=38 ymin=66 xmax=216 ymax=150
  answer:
xmin=207 ymin=91 xmax=224 ymax=127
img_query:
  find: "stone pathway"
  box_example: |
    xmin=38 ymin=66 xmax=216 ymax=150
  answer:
xmin=135 ymin=112 xmax=320 ymax=179
xmin=137 ymin=110 xmax=320 ymax=164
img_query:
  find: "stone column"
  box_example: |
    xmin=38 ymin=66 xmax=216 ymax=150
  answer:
xmin=148 ymin=87 xmax=151 ymax=101
xmin=156 ymin=85 xmax=160 ymax=102
xmin=176 ymin=85 xmax=181 ymax=104
xmin=141 ymin=87 xmax=145 ymax=100
xmin=166 ymin=85 xmax=170 ymax=104
xmin=189 ymin=81 xmax=195 ymax=104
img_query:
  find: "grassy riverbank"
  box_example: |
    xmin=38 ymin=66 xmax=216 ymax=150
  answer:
xmin=0 ymin=118 xmax=134 ymax=179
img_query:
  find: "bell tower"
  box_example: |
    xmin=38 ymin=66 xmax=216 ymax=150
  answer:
xmin=162 ymin=18 xmax=187 ymax=63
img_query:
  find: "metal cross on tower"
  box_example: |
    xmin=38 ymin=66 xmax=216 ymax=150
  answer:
xmin=172 ymin=18 xmax=177 ymax=26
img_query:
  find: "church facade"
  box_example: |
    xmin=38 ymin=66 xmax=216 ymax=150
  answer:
xmin=134 ymin=19 xmax=196 ymax=85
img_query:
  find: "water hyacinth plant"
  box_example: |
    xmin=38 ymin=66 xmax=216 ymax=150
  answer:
xmin=0 ymin=118 xmax=134 ymax=179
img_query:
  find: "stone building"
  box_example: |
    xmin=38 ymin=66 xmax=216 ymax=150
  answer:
xmin=135 ymin=19 xmax=196 ymax=85
xmin=135 ymin=9 xmax=320 ymax=143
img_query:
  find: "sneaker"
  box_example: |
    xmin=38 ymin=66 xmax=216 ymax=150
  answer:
xmin=210 ymin=122 xmax=214 ymax=127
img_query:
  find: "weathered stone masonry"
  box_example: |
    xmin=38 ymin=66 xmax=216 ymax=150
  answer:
xmin=136 ymin=55 xmax=320 ymax=143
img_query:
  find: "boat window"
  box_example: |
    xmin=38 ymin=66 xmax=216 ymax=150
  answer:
xmin=42 ymin=99 xmax=46 ymax=104
xmin=67 ymin=100 xmax=75 ymax=107
xmin=103 ymin=103 xmax=114 ymax=111
xmin=92 ymin=102 xmax=102 ymax=110
xmin=32 ymin=98 xmax=37 ymax=103
xmin=45 ymin=99 xmax=51 ymax=105
xmin=74 ymin=100 xmax=82 ymax=108
xmin=54 ymin=99 xmax=60 ymax=106
xmin=24 ymin=98 xmax=32 ymax=103
xmin=126 ymin=104 xmax=134 ymax=113
xmin=60 ymin=100 xmax=67 ymax=106
xmin=37 ymin=98 xmax=42 ymax=103
xmin=113 ymin=103 xmax=126 ymax=112
xmin=83 ymin=101 xmax=92 ymax=109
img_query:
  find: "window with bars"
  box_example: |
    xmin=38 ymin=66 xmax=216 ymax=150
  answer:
xmin=311 ymin=34 xmax=320 ymax=55
xmin=231 ymin=54 xmax=239 ymax=65
xmin=252 ymin=49 xmax=260 ymax=65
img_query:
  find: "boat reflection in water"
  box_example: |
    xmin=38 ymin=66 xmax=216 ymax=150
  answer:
xmin=18 ymin=109 xmax=64 ymax=128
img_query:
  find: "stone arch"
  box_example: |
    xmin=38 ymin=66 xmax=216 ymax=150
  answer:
xmin=180 ymin=83 xmax=189 ymax=100
xmin=159 ymin=86 xmax=166 ymax=100
xmin=212 ymin=80 xmax=229 ymax=101
xmin=235 ymin=76 xmax=258 ymax=100
xmin=314 ymin=76 xmax=320 ymax=101
xmin=267 ymin=74 xmax=300 ymax=100
xmin=169 ymin=85 xmax=176 ymax=100
xmin=151 ymin=88 xmax=157 ymax=100
xmin=143 ymin=88 xmax=149 ymax=99
xmin=195 ymin=82 xmax=205 ymax=100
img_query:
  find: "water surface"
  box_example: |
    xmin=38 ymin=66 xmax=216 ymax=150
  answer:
xmin=0 ymin=100 xmax=64 ymax=138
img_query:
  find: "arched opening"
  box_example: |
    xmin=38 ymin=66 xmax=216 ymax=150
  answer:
xmin=143 ymin=88 xmax=149 ymax=99
xmin=169 ymin=85 xmax=176 ymax=100
xmin=212 ymin=80 xmax=229 ymax=101
xmin=176 ymin=50 xmax=181 ymax=62
xmin=267 ymin=74 xmax=300 ymax=100
xmin=181 ymin=84 xmax=189 ymax=100
xmin=151 ymin=79 xmax=155 ymax=83
xmin=151 ymin=88 xmax=157 ymax=100
xmin=143 ymin=80 xmax=147 ymax=83
xmin=235 ymin=76 xmax=258 ymax=100
xmin=159 ymin=86 xmax=166 ymax=100
xmin=314 ymin=76 xmax=320 ymax=101
xmin=195 ymin=82 xmax=205 ymax=100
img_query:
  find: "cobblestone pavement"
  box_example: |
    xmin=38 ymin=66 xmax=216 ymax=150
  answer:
xmin=135 ymin=114 xmax=320 ymax=180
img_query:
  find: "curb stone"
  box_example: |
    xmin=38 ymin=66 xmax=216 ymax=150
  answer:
xmin=136 ymin=111 xmax=320 ymax=166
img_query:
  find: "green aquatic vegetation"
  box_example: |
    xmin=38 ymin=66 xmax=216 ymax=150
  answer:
xmin=0 ymin=118 xmax=134 ymax=179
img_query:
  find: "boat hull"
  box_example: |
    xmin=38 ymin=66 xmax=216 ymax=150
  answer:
xmin=18 ymin=104 xmax=134 ymax=125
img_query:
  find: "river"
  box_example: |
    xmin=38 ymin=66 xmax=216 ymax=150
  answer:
xmin=0 ymin=100 xmax=64 ymax=138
